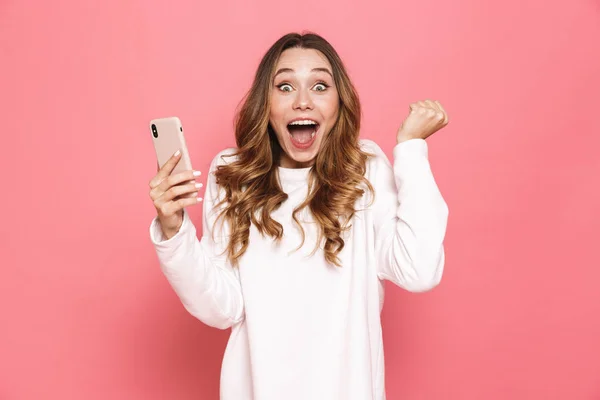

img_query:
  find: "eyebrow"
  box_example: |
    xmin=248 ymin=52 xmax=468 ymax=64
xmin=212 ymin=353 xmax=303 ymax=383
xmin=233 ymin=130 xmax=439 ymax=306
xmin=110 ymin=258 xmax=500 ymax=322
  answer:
xmin=274 ymin=67 xmax=333 ymax=78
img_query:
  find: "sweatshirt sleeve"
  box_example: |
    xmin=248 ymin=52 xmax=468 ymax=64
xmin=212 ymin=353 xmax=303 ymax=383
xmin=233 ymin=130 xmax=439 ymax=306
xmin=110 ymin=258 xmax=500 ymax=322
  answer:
xmin=149 ymin=148 xmax=244 ymax=329
xmin=365 ymin=138 xmax=449 ymax=292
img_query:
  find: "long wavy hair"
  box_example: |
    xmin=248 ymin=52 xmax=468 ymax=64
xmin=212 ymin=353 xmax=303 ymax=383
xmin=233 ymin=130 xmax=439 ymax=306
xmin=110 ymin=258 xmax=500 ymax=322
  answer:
xmin=213 ymin=32 xmax=375 ymax=267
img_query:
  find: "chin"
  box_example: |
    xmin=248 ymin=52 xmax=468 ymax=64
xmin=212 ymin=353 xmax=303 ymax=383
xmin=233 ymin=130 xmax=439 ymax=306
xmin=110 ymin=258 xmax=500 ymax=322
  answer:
xmin=285 ymin=153 xmax=316 ymax=167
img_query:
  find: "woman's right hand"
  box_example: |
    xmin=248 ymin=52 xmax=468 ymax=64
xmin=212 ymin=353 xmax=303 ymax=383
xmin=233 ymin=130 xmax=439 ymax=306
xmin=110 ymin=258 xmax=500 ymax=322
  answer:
xmin=149 ymin=150 xmax=203 ymax=240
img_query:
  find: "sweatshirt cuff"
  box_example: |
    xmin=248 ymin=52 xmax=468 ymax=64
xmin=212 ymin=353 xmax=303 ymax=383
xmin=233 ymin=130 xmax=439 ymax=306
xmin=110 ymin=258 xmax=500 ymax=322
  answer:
xmin=392 ymin=138 xmax=428 ymax=160
xmin=149 ymin=209 xmax=195 ymax=250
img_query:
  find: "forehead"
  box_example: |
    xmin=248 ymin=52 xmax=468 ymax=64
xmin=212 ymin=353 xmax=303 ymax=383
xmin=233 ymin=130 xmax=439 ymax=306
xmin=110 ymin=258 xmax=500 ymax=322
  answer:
xmin=275 ymin=48 xmax=332 ymax=72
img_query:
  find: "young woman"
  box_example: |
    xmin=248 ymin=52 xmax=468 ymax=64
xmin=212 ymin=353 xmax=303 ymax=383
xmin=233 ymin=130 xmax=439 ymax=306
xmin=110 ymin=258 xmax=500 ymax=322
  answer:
xmin=148 ymin=32 xmax=449 ymax=400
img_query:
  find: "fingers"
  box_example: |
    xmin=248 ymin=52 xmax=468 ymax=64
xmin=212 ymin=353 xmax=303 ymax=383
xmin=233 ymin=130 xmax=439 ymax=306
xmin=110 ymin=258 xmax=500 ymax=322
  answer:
xmin=149 ymin=167 xmax=201 ymax=195
xmin=435 ymin=100 xmax=449 ymax=124
xmin=149 ymin=150 xmax=183 ymax=189
xmin=151 ymin=179 xmax=204 ymax=217
xmin=162 ymin=169 xmax=201 ymax=190
xmin=157 ymin=181 xmax=203 ymax=204
xmin=424 ymin=99 xmax=438 ymax=110
xmin=148 ymin=150 xmax=205 ymax=219
xmin=426 ymin=99 xmax=448 ymax=124
xmin=149 ymin=159 xmax=203 ymax=207
xmin=412 ymin=100 xmax=438 ymax=112
xmin=412 ymin=100 xmax=436 ymax=121
xmin=150 ymin=171 xmax=202 ymax=201
xmin=157 ymin=196 xmax=203 ymax=218
xmin=415 ymin=99 xmax=448 ymax=125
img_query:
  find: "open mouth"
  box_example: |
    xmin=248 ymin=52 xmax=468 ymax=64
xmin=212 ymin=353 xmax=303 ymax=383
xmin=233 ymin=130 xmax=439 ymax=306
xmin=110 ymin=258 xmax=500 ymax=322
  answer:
xmin=286 ymin=119 xmax=319 ymax=148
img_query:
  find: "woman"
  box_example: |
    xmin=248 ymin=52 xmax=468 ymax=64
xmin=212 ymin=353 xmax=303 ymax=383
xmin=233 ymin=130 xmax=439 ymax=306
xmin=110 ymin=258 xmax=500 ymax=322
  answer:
xmin=148 ymin=32 xmax=449 ymax=400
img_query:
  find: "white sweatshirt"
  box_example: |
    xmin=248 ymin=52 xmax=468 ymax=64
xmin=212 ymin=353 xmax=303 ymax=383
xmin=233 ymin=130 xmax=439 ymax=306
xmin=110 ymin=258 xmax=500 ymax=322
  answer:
xmin=149 ymin=138 xmax=448 ymax=400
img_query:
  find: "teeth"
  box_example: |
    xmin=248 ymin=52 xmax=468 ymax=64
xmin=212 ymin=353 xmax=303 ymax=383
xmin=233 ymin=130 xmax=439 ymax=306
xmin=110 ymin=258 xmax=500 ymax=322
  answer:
xmin=289 ymin=120 xmax=317 ymax=126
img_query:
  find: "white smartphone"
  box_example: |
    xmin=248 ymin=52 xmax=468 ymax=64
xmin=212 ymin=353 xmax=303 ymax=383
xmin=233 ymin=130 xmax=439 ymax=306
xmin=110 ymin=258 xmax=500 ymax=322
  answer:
xmin=150 ymin=116 xmax=193 ymax=175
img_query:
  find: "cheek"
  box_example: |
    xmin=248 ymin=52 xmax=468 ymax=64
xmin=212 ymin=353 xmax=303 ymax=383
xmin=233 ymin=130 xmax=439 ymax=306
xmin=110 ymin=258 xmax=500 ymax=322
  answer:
xmin=269 ymin=93 xmax=281 ymax=116
xmin=269 ymin=112 xmax=286 ymax=141
xmin=320 ymin=94 xmax=340 ymax=120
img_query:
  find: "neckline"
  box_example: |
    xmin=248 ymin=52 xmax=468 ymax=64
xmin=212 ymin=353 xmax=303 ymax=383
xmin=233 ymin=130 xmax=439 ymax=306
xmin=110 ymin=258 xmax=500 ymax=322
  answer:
xmin=277 ymin=165 xmax=312 ymax=182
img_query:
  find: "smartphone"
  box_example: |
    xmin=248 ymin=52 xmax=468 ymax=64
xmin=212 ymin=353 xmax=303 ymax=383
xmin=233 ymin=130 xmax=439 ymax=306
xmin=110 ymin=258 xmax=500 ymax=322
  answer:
xmin=150 ymin=116 xmax=193 ymax=175
xmin=150 ymin=116 xmax=196 ymax=198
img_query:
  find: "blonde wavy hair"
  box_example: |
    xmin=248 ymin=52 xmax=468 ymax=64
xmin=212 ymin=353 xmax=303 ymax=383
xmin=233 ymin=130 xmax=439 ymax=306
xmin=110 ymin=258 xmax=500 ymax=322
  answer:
xmin=213 ymin=32 xmax=375 ymax=267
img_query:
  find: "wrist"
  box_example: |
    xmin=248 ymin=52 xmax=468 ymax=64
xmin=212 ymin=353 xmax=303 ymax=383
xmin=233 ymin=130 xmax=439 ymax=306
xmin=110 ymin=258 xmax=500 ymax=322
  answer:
xmin=159 ymin=216 xmax=184 ymax=240
xmin=396 ymin=134 xmax=418 ymax=144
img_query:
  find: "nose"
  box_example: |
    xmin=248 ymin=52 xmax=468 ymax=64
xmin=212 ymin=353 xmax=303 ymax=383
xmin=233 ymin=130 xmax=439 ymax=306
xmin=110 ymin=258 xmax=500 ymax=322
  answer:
xmin=292 ymin=89 xmax=314 ymax=111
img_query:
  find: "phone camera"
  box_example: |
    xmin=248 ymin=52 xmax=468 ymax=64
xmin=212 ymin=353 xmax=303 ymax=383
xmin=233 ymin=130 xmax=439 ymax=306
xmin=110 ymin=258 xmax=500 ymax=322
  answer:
xmin=151 ymin=124 xmax=158 ymax=138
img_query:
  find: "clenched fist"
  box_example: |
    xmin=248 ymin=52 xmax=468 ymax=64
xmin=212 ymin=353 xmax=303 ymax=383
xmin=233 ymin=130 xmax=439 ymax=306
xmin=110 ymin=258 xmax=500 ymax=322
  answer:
xmin=397 ymin=99 xmax=449 ymax=143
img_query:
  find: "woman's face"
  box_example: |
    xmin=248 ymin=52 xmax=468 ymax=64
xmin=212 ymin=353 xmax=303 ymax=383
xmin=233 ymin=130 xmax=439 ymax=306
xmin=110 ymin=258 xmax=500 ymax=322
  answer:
xmin=269 ymin=48 xmax=340 ymax=168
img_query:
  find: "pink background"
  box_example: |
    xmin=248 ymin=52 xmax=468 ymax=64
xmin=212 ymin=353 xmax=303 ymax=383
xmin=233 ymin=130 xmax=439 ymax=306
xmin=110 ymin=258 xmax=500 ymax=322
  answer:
xmin=2 ymin=0 xmax=599 ymax=399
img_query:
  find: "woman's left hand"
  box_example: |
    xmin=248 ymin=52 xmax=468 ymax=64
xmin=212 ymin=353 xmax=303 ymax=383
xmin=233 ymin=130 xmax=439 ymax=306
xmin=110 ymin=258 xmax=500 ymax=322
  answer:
xmin=397 ymin=100 xmax=449 ymax=143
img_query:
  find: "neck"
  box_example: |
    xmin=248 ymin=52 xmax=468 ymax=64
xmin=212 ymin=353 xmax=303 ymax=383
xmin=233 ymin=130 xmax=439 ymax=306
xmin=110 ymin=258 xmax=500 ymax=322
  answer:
xmin=279 ymin=154 xmax=314 ymax=169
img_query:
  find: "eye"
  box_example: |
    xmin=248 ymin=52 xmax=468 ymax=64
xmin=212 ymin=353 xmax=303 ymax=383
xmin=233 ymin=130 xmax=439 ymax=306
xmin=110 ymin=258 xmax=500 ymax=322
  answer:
xmin=314 ymin=82 xmax=329 ymax=92
xmin=277 ymin=83 xmax=293 ymax=92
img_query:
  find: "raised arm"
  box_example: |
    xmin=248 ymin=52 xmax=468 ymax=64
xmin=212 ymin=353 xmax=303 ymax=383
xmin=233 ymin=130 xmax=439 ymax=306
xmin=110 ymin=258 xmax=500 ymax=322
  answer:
xmin=366 ymin=138 xmax=448 ymax=292
xmin=149 ymin=148 xmax=245 ymax=328
xmin=368 ymin=100 xmax=450 ymax=292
